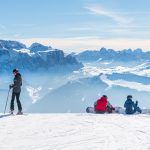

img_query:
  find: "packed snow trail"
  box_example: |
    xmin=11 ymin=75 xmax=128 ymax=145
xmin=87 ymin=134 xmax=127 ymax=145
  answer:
xmin=0 ymin=114 xmax=150 ymax=150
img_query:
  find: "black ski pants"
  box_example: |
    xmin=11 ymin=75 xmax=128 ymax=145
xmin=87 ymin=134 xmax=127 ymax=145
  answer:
xmin=10 ymin=92 xmax=22 ymax=111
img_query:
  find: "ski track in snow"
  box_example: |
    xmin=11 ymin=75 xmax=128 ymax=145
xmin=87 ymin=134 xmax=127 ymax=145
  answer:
xmin=0 ymin=114 xmax=150 ymax=150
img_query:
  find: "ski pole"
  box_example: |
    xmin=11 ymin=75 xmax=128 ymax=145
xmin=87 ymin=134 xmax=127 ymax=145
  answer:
xmin=4 ymin=88 xmax=11 ymax=114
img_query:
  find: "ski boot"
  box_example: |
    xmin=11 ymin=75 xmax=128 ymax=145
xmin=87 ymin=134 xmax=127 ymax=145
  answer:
xmin=16 ymin=111 xmax=23 ymax=115
xmin=10 ymin=110 xmax=14 ymax=115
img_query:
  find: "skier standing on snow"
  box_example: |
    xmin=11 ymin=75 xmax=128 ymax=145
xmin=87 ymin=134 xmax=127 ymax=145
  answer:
xmin=9 ymin=69 xmax=23 ymax=115
xmin=94 ymin=95 xmax=115 ymax=114
xmin=124 ymin=95 xmax=142 ymax=114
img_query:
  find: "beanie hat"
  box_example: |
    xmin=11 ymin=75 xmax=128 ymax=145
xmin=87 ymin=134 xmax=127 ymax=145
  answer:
xmin=13 ymin=69 xmax=19 ymax=73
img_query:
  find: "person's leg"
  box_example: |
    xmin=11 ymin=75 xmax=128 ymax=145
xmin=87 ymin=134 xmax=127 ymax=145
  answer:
xmin=133 ymin=101 xmax=142 ymax=113
xmin=132 ymin=101 xmax=138 ymax=113
xmin=136 ymin=107 xmax=142 ymax=113
xmin=16 ymin=93 xmax=22 ymax=112
xmin=106 ymin=106 xmax=113 ymax=113
xmin=10 ymin=92 xmax=15 ymax=112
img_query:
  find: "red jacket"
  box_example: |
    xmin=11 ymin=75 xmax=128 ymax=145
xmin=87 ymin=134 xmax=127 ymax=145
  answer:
xmin=95 ymin=96 xmax=108 ymax=111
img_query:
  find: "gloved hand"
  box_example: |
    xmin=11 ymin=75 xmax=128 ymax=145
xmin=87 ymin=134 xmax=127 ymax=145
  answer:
xmin=9 ymin=84 xmax=13 ymax=89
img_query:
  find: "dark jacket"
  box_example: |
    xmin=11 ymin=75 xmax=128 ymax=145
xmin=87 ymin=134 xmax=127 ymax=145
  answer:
xmin=124 ymin=99 xmax=135 ymax=114
xmin=12 ymin=73 xmax=22 ymax=93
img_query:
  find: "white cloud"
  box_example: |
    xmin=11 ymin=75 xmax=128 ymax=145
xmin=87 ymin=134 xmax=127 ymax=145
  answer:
xmin=69 ymin=27 xmax=94 ymax=31
xmin=13 ymin=34 xmax=22 ymax=38
xmin=85 ymin=4 xmax=132 ymax=25
xmin=18 ymin=37 xmax=150 ymax=52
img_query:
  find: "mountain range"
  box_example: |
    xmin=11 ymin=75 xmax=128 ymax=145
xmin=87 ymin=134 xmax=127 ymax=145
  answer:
xmin=0 ymin=40 xmax=83 ymax=72
xmin=1 ymin=39 xmax=150 ymax=72
xmin=1 ymin=39 xmax=150 ymax=113
xmin=74 ymin=47 xmax=150 ymax=62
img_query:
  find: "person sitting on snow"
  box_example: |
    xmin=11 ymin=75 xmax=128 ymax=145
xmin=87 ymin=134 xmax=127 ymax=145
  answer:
xmin=94 ymin=95 xmax=115 ymax=114
xmin=124 ymin=95 xmax=142 ymax=114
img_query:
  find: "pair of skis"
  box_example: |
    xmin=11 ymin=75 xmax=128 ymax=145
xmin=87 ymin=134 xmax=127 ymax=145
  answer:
xmin=0 ymin=113 xmax=22 ymax=118
xmin=3 ymin=89 xmax=23 ymax=116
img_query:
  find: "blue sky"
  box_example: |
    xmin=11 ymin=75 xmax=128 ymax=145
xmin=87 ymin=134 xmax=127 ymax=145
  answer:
xmin=0 ymin=0 xmax=150 ymax=51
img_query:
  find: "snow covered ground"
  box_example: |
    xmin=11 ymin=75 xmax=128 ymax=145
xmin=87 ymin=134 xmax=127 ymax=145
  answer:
xmin=0 ymin=114 xmax=150 ymax=150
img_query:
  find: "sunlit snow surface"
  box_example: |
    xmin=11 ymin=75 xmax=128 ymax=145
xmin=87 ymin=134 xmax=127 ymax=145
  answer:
xmin=0 ymin=114 xmax=150 ymax=150
xmin=100 ymin=74 xmax=150 ymax=92
xmin=80 ymin=62 xmax=150 ymax=92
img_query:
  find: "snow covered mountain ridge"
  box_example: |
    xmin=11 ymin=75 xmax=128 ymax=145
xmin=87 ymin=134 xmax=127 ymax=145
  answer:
xmin=75 ymin=47 xmax=150 ymax=62
xmin=0 ymin=40 xmax=83 ymax=72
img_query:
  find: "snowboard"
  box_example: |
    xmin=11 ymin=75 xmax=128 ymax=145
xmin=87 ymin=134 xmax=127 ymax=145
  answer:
xmin=86 ymin=107 xmax=150 ymax=114
xmin=86 ymin=106 xmax=124 ymax=114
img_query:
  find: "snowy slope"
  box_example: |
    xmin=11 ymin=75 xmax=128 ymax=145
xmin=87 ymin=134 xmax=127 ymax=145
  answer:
xmin=28 ymin=76 xmax=107 ymax=113
xmin=0 ymin=114 xmax=150 ymax=150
